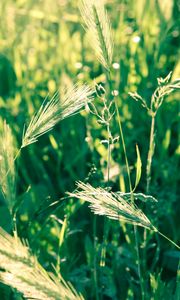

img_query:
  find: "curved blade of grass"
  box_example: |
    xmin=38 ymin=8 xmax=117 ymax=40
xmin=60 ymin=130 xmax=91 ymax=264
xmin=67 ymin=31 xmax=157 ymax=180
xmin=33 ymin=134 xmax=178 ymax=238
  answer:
xmin=133 ymin=144 xmax=142 ymax=191
xmin=117 ymin=192 xmax=158 ymax=203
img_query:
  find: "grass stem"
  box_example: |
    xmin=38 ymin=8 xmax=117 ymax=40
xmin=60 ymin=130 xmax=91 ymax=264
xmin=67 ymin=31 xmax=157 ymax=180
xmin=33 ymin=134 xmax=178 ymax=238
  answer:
xmin=157 ymin=230 xmax=180 ymax=250
xmin=93 ymin=216 xmax=99 ymax=300
xmin=105 ymin=70 xmax=145 ymax=300
xmin=146 ymin=115 xmax=155 ymax=193
xmin=100 ymin=117 xmax=111 ymax=267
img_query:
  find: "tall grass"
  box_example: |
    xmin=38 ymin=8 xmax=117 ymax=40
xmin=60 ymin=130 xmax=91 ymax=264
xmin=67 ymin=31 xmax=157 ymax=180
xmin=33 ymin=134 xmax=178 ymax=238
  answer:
xmin=0 ymin=0 xmax=179 ymax=299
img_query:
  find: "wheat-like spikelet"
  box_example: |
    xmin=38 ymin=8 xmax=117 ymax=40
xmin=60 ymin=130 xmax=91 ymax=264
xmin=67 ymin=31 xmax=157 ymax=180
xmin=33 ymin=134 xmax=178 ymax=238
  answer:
xmin=129 ymin=72 xmax=180 ymax=114
xmin=68 ymin=182 xmax=155 ymax=230
xmin=80 ymin=0 xmax=113 ymax=70
xmin=0 ymin=121 xmax=16 ymax=211
xmin=22 ymin=84 xmax=94 ymax=148
xmin=0 ymin=227 xmax=84 ymax=300
xmin=151 ymin=75 xmax=180 ymax=113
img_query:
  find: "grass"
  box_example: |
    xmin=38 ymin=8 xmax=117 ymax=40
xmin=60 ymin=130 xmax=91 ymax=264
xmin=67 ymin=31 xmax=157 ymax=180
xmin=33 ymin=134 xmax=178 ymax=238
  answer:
xmin=0 ymin=0 xmax=179 ymax=299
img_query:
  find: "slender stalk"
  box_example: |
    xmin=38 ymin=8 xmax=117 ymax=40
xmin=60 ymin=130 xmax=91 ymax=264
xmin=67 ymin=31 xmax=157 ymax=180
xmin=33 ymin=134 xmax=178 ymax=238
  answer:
xmin=157 ymin=230 xmax=180 ymax=250
xmin=55 ymin=233 xmax=62 ymax=278
xmin=5 ymin=148 xmax=21 ymax=179
xmin=106 ymin=71 xmax=132 ymax=191
xmin=14 ymin=148 xmax=22 ymax=162
xmin=134 ymin=225 xmax=145 ymax=300
xmin=85 ymin=105 xmax=99 ymax=300
xmin=93 ymin=216 xmax=99 ymax=300
xmin=105 ymin=70 xmax=145 ymax=300
xmin=143 ymin=114 xmax=155 ymax=292
xmin=146 ymin=115 xmax=155 ymax=193
xmin=100 ymin=122 xmax=111 ymax=267
xmin=107 ymin=123 xmax=111 ymax=184
xmin=114 ymin=98 xmax=132 ymax=191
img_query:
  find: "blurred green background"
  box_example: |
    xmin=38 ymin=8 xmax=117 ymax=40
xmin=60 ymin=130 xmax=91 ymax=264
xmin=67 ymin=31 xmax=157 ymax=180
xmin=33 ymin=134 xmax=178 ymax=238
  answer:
xmin=0 ymin=0 xmax=179 ymax=299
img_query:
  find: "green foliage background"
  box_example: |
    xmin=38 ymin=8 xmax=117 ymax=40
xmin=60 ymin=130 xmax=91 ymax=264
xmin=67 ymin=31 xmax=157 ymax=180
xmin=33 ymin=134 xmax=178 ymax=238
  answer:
xmin=0 ymin=0 xmax=179 ymax=299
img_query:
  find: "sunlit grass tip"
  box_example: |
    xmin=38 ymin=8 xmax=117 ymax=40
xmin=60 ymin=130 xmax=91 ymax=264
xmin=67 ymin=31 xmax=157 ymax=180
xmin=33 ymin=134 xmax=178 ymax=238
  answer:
xmin=68 ymin=181 xmax=154 ymax=230
xmin=0 ymin=227 xmax=84 ymax=300
xmin=80 ymin=0 xmax=113 ymax=70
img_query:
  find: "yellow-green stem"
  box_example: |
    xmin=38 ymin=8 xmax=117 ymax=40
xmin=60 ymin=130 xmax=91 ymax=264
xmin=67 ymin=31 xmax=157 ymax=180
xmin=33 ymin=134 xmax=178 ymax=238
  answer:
xmin=93 ymin=216 xmax=99 ymax=300
xmin=5 ymin=148 xmax=21 ymax=179
xmin=100 ymin=123 xmax=111 ymax=267
xmin=143 ymin=114 xmax=155 ymax=290
xmin=106 ymin=70 xmax=145 ymax=300
xmin=157 ymin=230 xmax=180 ymax=250
xmin=146 ymin=115 xmax=155 ymax=193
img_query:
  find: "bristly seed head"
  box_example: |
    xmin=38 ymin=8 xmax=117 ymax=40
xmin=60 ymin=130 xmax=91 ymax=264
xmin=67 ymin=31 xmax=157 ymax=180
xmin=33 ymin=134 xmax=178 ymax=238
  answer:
xmin=22 ymin=84 xmax=94 ymax=148
xmin=80 ymin=0 xmax=113 ymax=70
xmin=68 ymin=182 xmax=154 ymax=230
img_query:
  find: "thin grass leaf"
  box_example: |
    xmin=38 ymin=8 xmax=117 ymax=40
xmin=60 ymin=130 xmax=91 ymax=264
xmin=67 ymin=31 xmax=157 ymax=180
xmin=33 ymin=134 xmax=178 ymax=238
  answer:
xmin=0 ymin=121 xmax=16 ymax=212
xmin=117 ymin=192 xmax=158 ymax=203
xmin=22 ymin=84 xmax=94 ymax=148
xmin=80 ymin=0 xmax=113 ymax=70
xmin=133 ymin=144 xmax=142 ymax=191
xmin=68 ymin=182 xmax=155 ymax=230
xmin=0 ymin=227 xmax=84 ymax=300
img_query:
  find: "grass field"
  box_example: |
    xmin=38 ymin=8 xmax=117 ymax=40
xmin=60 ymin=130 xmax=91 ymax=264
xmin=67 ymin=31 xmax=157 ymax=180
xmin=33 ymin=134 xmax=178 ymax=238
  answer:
xmin=0 ymin=0 xmax=179 ymax=299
